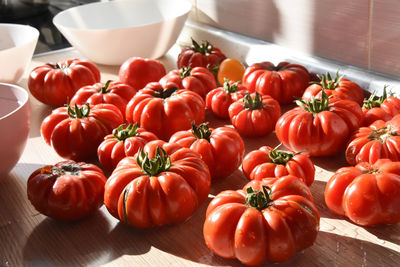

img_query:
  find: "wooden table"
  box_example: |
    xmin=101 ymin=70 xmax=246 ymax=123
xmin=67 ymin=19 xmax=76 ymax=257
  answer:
xmin=1 ymin=46 xmax=399 ymax=267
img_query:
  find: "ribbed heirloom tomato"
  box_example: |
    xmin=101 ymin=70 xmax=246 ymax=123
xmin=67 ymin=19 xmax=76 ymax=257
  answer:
xmin=324 ymin=159 xmax=400 ymax=226
xmin=275 ymin=91 xmax=363 ymax=156
xmin=41 ymin=103 xmax=124 ymax=161
xmin=242 ymin=145 xmax=315 ymax=186
xmin=169 ymin=122 xmax=245 ymax=179
xmin=28 ymin=58 xmax=100 ymax=106
xmin=206 ymin=80 xmax=248 ymax=119
xmin=104 ymin=140 xmax=211 ymax=228
xmin=229 ymin=92 xmax=281 ymax=137
xmin=70 ymin=80 xmax=137 ymax=118
xmin=27 ymin=160 xmax=107 ymax=221
xmin=203 ymin=175 xmax=320 ymax=265
xmin=177 ymin=38 xmax=226 ymax=69
xmin=97 ymin=123 xmax=158 ymax=172
xmin=302 ymin=72 xmax=364 ymax=106
xmin=346 ymin=114 xmax=400 ymax=165
xmin=159 ymin=66 xmax=217 ymax=99
xmin=242 ymin=61 xmax=310 ymax=104
xmin=125 ymin=82 xmax=205 ymax=140
xmin=362 ymin=86 xmax=400 ymax=126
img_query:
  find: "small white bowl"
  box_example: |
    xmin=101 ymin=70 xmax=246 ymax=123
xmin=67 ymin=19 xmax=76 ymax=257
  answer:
xmin=53 ymin=0 xmax=192 ymax=65
xmin=0 ymin=83 xmax=30 ymax=176
xmin=0 ymin=24 xmax=39 ymax=84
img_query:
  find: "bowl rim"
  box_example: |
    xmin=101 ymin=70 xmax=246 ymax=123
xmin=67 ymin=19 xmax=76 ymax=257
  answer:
xmin=52 ymin=0 xmax=192 ymax=31
xmin=0 ymin=23 xmax=39 ymax=53
xmin=0 ymin=83 xmax=29 ymax=120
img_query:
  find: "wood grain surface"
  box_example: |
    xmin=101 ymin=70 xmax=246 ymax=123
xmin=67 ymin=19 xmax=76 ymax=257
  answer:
xmin=1 ymin=46 xmax=399 ymax=267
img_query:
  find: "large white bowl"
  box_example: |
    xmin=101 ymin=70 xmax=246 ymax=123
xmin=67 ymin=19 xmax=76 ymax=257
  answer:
xmin=0 ymin=24 xmax=39 ymax=84
xmin=53 ymin=0 xmax=192 ymax=65
xmin=0 ymin=83 xmax=30 ymax=177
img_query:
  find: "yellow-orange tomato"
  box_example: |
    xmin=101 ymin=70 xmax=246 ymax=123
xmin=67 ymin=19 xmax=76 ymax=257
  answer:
xmin=217 ymin=58 xmax=245 ymax=85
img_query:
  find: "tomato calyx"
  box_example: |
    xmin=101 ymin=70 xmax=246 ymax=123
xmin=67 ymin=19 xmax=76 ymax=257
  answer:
xmin=296 ymin=90 xmax=330 ymax=113
xmin=136 ymin=147 xmax=171 ymax=176
xmin=367 ymin=125 xmax=400 ymax=142
xmin=269 ymin=144 xmax=297 ymax=165
xmin=179 ymin=67 xmax=192 ymax=79
xmin=243 ymin=92 xmax=263 ymax=110
xmin=362 ymin=167 xmax=382 ymax=174
xmin=312 ymin=72 xmax=342 ymax=89
xmin=113 ymin=123 xmax=139 ymax=141
xmin=99 ymin=80 xmax=112 ymax=94
xmin=191 ymin=38 xmax=213 ymax=55
xmin=363 ymin=85 xmax=391 ymax=110
xmin=223 ymin=79 xmax=240 ymax=94
xmin=153 ymin=87 xmax=178 ymax=99
xmin=41 ymin=162 xmax=81 ymax=178
xmin=191 ymin=122 xmax=212 ymax=141
xmin=245 ymin=186 xmax=272 ymax=210
xmin=67 ymin=103 xmax=90 ymax=118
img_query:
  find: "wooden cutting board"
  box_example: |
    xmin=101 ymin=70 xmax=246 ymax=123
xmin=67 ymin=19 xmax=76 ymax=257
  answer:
xmin=0 ymin=46 xmax=399 ymax=267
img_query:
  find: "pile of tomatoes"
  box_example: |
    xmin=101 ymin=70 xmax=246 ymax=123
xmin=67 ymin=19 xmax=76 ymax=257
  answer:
xmin=26 ymin=38 xmax=400 ymax=266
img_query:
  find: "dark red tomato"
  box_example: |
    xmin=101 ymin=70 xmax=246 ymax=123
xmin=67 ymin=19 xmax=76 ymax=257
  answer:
xmin=28 ymin=58 xmax=100 ymax=106
xmin=159 ymin=66 xmax=217 ymax=99
xmin=70 ymin=80 xmax=137 ymax=118
xmin=41 ymin=103 xmax=124 ymax=161
xmin=229 ymin=92 xmax=281 ymax=137
xmin=97 ymin=123 xmax=158 ymax=172
xmin=242 ymin=61 xmax=310 ymax=104
xmin=125 ymin=82 xmax=205 ymax=140
xmin=276 ymin=91 xmax=363 ymax=156
xmin=206 ymin=80 xmax=248 ymax=119
xmin=177 ymin=38 xmax=226 ymax=70
xmin=302 ymin=72 xmax=364 ymax=106
xmin=27 ymin=160 xmax=107 ymax=221
xmin=104 ymin=140 xmax=211 ymax=228
xmin=119 ymin=57 xmax=166 ymax=90
xmin=324 ymin=159 xmax=400 ymax=226
xmin=169 ymin=122 xmax=245 ymax=179
xmin=362 ymin=86 xmax=400 ymax=126
xmin=204 ymin=175 xmax=319 ymax=265
xmin=242 ymin=145 xmax=315 ymax=186
xmin=346 ymin=114 xmax=400 ymax=165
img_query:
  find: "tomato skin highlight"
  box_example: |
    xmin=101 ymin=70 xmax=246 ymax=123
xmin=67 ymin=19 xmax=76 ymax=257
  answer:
xmin=204 ymin=176 xmax=319 ymax=265
xmin=324 ymin=159 xmax=400 ymax=226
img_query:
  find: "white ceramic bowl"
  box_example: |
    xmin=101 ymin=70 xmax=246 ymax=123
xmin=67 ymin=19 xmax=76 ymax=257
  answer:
xmin=0 ymin=24 xmax=39 ymax=84
xmin=0 ymin=83 xmax=30 ymax=177
xmin=53 ymin=0 xmax=192 ymax=65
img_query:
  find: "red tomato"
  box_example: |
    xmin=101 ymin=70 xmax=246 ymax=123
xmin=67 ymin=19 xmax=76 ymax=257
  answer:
xmin=217 ymin=58 xmax=246 ymax=85
xmin=70 ymin=80 xmax=137 ymax=118
xmin=242 ymin=61 xmax=310 ymax=104
xmin=362 ymin=86 xmax=400 ymax=126
xmin=204 ymin=175 xmax=319 ymax=265
xmin=97 ymin=123 xmax=158 ymax=172
xmin=346 ymin=114 xmax=400 ymax=165
xmin=242 ymin=145 xmax=315 ymax=186
xmin=27 ymin=160 xmax=107 ymax=221
xmin=302 ymin=72 xmax=364 ymax=106
xmin=324 ymin=159 xmax=400 ymax=226
xmin=28 ymin=58 xmax=100 ymax=106
xmin=125 ymin=82 xmax=205 ymax=140
xmin=169 ymin=122 xmax=245 ymax=179
xmin=119 ymin=57 xmax=166 ymax=90
xmin=104 ymin=140 xmax=211 ymax=228
xmin=206 ymin=80 xmax=248 ymax=119
xmin=41 ymin=103 xmax=124 ymax=161
xmin=276 ymin=91 xmax=363 ymax=156
xmin=159 ymin=66 xmax=217 ymax=99
xmin=229 ymin=92 xmax=281 ymax=137
xmin=177 ymin=38 xmax=226 ymax=70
